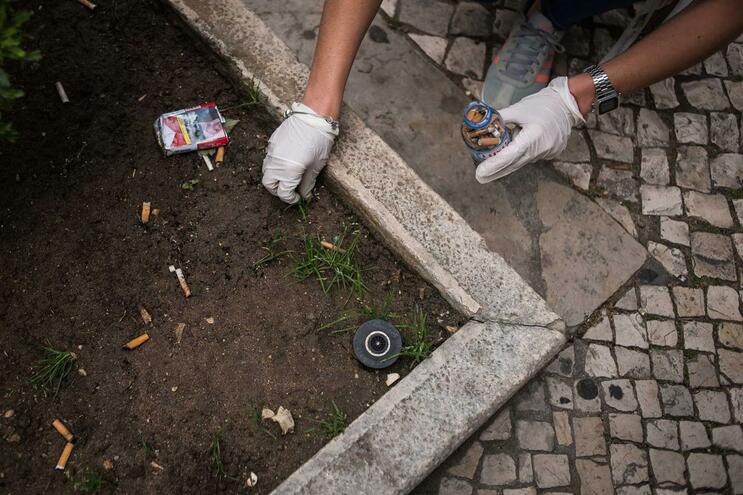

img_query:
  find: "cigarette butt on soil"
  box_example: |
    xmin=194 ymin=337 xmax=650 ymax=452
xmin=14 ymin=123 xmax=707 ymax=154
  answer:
xmin=139 ymin=305 xmax=152 ymax=325
xmin=141 ymin=202 xmax=151 ymax=224
xmin=177 ymin=273 xmax=191 ymax=297
xmin=446 ymin=325 xmax=459 ymax=334
xmin=215 ymin=146 xmax=225 ymax=164
xmin=320 ymin=240 xmax=346 ymax=253
xmin=55 ymin=82 xmax=69 ymax=103
xmin=51 ymin=419 xmax=74 ymax=442
xmin=55 ymin=442 xmax=74 ymax=471
xmin=202 ymin=154 xmax=214 ymax=171
xmin=175 ymin=322 xmax=185 ymax=344
xmin=123 ymin=333 xmax=150 ymax=350
xmin=138 ymin=94 xmax=147 ymax=102
xmin=78 ymin=0 xmax=97 ymax=10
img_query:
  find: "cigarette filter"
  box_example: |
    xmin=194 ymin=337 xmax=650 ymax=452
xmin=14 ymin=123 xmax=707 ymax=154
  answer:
xmin=202 ymin=154 xmax=214 ymax=171
xmin=175 ymin=268 xmax=191 ymax=297
xmin=141 ymin=202 xmax=151 ymax=224
xmin=78 ymin=0 xmax=97 ymax=9
xmin=123 ymin=333 xmax=150 ymax=350
xmin=320 ymin=240 xmax=346 ymax=253
xmin=55 ymin=82 xmax=69 ymax=104
xmin=139 ymin=306 xmax=152 ymax=325
xmin=175 ymin=323 xmax=185 ymax=344
xmin=215 ymin=146 xmax=225 ymax=163
xmin=51 ymin=419 xmax=74 ymax=442
xmin=55 ymin=442 xmax=74 ymax=471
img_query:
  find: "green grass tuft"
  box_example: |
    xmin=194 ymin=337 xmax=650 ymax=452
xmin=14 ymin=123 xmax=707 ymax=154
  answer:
xmin=291 ymin=230 xmax=365 ymax=297
xmin=254 ymin=233 xmax=291 ymax=268
xmin=209 ymin=431 xmax=228 ymax=480
xmin=72 ymin=467 xmax=104 ymax=493
xmin=397 ymin=305 xmax=433 ymax=368
xmin=30 ymin=345 xmax=76 ymax=396
xmin=319 ymin=292 xmax=396 ymax=334
xmin=312 ymin=402 xmax=348 ymax=439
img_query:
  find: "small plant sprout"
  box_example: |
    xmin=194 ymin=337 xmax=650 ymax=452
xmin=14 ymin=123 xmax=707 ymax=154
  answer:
xmin=30 ymin=345 xmax=76 ymax=396
xmin=254 ymin=233 xmax=291 ymax=268
xmin=71 ymin=467 xmax=104 ymax=493
xmin=291 ymin=230 xmax=365 ymax=297
xmin=180 ymin=179 xmax=199 ymax=191
xmin=209 ymin=431 xmax=229 ymax=480
xmin=313 ymin=402 xmax=348 ymax=439
xmin=245 ymin=77 xmax=262 ymax=105
xmin=397 ymin=305 xmax=434 ymax=368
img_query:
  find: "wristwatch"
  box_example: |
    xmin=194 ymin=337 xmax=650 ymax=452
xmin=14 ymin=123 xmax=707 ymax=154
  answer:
xmin=584 ymin=65 xmax=620 ymax=115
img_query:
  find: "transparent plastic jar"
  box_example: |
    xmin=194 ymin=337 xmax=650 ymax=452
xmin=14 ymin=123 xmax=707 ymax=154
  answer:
xmin=461 ymin=101 xmax=511 ymax=164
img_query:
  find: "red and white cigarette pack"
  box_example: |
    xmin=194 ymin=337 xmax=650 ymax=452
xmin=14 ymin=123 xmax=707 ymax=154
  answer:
xmin=154 ymin=103 xmax=229 ymax=156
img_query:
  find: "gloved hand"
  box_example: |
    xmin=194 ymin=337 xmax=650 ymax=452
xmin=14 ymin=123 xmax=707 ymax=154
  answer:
xmin=475 ymin=76 xmax=585 ymax=183
xmin=262 ymin=102 xmax=339 ymax=204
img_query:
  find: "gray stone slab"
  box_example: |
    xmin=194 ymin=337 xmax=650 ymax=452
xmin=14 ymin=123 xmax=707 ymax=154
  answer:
xmin=271 ymin=320 xmax=565 ymax=494
xmin=234 ymin=0 xmax=646 ymax=328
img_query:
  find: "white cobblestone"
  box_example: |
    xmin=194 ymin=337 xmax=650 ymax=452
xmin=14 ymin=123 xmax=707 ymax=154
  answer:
xmin=683 ymin=191 xmax=733 ymax=228
xmin=673 ymin=286 xmax=705 ymax=317
xmin=707 ymin=285 xmax=743 ymax=321
xmin=649 ymin=78 xmax=679 ymax=109
xmin=710 ymin=112 xmax=740 ymax=152
xmin=589 ymin=131 xmax=635 ymax=163
xmin=647 ymin=242 xmax=687 ymax=280
xmin=703 ymin=50 xmax=729 ymax=76
xmin=408 ymin=33 xmax=447 ymax=64
xmin=710 ymin=153 xmax=743 ymax=189
xmin=674 ymin=112 xmax=708 ymax=145
xmin=695 ymin=389 xmax=731 ymax=423
xmin=647 ymin=319 xmax=678 ymax=347
xmin=614 ymin=313 xmax=648 ymax=349
xmin=675 ymin=146 xmax=711 ymax=192
xmin=640 ymin=148 xmax=669 ymax=185
xmin=660 ymin=217 xmax=690 ymax=246
xmin=640 ymin=285 xmax=675 ymax=317
xmin=445 ymin=37 xmax=486 ymax=78
xmin=680 ymin=421 xmax=711 ymax=451
xmin=640 ymin=185 xmax=683 ymax=216
xmin=681 ymin=79 xmax=730 ymax=110
xmin=637 ymin=108 xmax=670 ymax=147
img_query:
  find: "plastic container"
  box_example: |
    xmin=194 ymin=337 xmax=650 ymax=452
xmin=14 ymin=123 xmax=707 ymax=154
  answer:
xmin=461 ymin=100 xmax=511 ymax=164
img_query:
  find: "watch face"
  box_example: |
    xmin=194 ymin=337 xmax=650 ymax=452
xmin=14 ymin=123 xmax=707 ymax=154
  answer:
xmin=598 ymin=97 xmax=619 ymax=114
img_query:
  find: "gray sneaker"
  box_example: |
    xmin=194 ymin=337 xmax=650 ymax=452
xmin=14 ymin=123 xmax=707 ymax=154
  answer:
xmin=482 ymin=13 xmax=564 ymax=109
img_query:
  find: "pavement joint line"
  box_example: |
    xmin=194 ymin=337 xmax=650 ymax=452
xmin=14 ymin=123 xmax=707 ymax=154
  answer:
xmin=160 ymin=0 xmax=568 ymax=492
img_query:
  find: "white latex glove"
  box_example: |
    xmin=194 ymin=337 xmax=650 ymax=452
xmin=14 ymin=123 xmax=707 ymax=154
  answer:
xmin=475 ymin=77 xmax=585 ymax=184
xmin=262 ymin=102 xmax=339 ymax=204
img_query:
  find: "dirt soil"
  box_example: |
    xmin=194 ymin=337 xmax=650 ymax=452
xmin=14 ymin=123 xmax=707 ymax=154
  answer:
xmin=0 ymin=1 xmax=462 ymax=493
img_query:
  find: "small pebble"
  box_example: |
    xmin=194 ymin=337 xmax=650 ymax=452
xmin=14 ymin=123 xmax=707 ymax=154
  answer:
xmin=386 ymin=373 xmax=400 ymax=386
xmin=3 ymin=410 xmax=14 ymax=419
xmin=171 ymin=386 xmax=178 ymax=392
xmin=77 ymin=368 xmax=87 ymax=377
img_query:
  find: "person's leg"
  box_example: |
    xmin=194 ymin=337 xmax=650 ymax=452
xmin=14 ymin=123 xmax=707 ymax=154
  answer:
xmin=541 ymin=0 xmax=637 ymax=31
xmin=482 ymin=0 xmax=635 ymax=108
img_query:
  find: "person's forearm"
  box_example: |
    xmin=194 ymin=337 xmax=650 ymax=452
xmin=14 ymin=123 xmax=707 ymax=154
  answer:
xmin=302 ymin=0 xmax=382 ymax=119
xmin=569 ymin=0 xmax=743 ymax=115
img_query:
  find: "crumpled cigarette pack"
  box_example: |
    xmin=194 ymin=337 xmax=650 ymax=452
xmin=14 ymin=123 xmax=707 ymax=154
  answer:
xmin=154 ymin=103 xmax=229 ymax=156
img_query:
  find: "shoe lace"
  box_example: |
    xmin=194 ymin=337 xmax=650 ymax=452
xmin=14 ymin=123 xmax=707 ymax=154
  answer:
xmin=503 ymin=21 xmax=564 ymax=83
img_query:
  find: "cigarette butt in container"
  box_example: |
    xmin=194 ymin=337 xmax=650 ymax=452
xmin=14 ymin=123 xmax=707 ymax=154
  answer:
xmin=139 ymin=306 xmax=152 ymax=325
xmin=55 ymin=82 xmax=69 ymax=104
xmin=141 ymin=202 xmax=151 ymax=224
xmin=52 ymin=419 xmax=74 ymax=442
xmin=123 ymin=333 xmax=150 ymax=350
xmin=215 ymin=146 xmax=225 ymax=164
xmin=55 ymin=442 xmax=74 ymax=471
xmin=78 ymin=0 xmax=97 ymax=10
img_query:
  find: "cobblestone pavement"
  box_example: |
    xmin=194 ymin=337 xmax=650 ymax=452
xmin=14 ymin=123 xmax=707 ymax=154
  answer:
xmin=385 ymin=1 xmax=743 ymax=494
